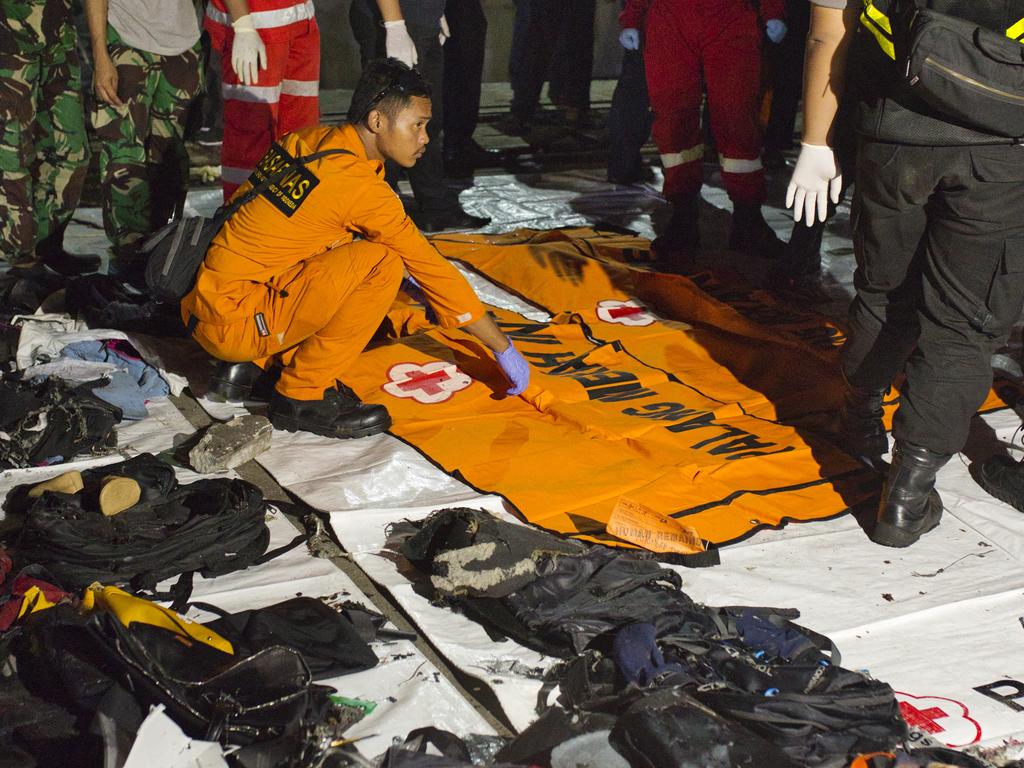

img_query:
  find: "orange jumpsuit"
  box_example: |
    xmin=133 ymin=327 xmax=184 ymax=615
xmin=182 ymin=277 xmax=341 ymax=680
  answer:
xmin=181 ymin=123 xmax=486 ymax=400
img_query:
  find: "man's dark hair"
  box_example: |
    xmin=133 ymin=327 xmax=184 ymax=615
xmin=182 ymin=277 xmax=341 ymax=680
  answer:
xmin=347 ymin=58 xmax=431 ymax=124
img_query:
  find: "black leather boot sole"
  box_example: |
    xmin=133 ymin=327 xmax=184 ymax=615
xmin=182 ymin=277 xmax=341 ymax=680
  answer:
xmin=268 ymin=387 xmax=392 ymax=440
xmin=872 ymin=488 xmax=942 ymax=548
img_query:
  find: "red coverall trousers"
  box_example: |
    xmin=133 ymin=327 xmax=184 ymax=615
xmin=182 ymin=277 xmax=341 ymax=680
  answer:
xmin=217 ymin=18 xmax=320 ymax=199
xmin=644 ymin=0 xmax=766 ymax=204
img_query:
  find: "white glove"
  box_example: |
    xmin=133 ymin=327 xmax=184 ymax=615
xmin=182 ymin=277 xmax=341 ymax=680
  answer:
xmin=619 ymin=28 xmax=640 ymax=50
xmin=765 ymin=18 xmax=788 ymax=44
xmin=384 ymin=20 xmax=418 ymax=66
xmin=230 ymin=14 xmax=267 ymax=86
xmin=786 ymin=143 xmax=842 ymax=226
xmin=439 ymin=14 xmax=450 ymax=46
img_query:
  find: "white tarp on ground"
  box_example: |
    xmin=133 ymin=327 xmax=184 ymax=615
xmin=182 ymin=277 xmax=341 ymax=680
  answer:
xmin=56 ymin=168 xmax=1024 ymax=760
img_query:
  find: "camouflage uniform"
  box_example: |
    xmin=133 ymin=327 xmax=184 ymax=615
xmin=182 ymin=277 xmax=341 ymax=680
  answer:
xmin=0 ymin=0 xmax=90 ymax=262
xmin=92 ymin=25 xmax=202 ymax=258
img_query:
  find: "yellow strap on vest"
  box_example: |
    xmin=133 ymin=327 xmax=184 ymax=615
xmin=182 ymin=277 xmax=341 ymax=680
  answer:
xmin=861 ymin=0 xmax=896 ymax=59
xmin=862 ymin=1 xmax=1024 ymax=60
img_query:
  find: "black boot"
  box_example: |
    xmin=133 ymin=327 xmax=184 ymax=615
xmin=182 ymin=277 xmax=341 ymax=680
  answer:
xmin=268 ymin=384 xmax=392 ymax=439
xmin=208 ymin=361 xmax=281 ymax=402
xmin=836 ymin=379 xmax=889 ymax=471
xmin=652 ymin=194 xmax=700 ymax=268
xmin=871 ymin=441 xmax=950 ymax=548
xmin=729 ymin=203 xmax=784 ymax=259
xmin=972 ymin=455 xmax=1024 ymax=513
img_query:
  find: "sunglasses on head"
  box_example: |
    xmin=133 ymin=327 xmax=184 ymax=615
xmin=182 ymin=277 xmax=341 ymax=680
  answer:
xmin=362 ymin=68 xmax=425 ymax=120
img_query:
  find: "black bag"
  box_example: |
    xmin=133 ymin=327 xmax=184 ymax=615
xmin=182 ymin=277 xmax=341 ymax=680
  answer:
xmin=0 ymin=376 xmax=121 ymax=469
xmin=14 ymin=455 xmax=272 ymax=592
xmin=142 ymin=147 xmax=354 ymax=303
xmin=899 ymin=0 xmax=1024 ymax=138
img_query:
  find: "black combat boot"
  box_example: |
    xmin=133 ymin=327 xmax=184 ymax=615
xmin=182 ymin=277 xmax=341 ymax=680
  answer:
xmin=652 ymin=193 xmax=700 ymax=269
xmin=836 ymin=379 xmax=889 ymax=471
xmin=871 ymin=441 xmax=950 ymax=548
xmin=729 ymin=203 xmax=784 ymax=259
xmin=208 ymin=361 xmax=281 ymax=402
xmin=269 ymin=384 xmax=392 ymax=439
xmin=972 ymin=455 xmax=1024 ymax=513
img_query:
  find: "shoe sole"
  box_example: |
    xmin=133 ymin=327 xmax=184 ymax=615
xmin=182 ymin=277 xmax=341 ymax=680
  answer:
xmin=870 ymin=494 xmax=942 ymax=548
xmin=972 ymin=462 xmax=1024 ymax=514
xmin=270 ymin=413 xmax=392 ymax=439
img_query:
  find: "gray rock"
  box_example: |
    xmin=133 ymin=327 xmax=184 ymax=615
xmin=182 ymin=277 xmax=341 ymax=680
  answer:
xmin=189 ymin=415 xmax=273 ymax=473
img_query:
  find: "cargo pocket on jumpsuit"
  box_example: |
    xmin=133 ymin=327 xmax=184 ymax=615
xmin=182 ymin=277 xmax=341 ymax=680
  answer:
xmin=851 ymin=142 xmax=903 ymax=286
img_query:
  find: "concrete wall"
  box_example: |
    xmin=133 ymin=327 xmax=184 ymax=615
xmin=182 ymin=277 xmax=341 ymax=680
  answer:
xmin=318 ymin=0 xmax=624 ymax=90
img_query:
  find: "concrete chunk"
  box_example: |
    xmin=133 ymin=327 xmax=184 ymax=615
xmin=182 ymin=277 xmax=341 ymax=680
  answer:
xmin=189 ymin=415 xmax=273 ymax=474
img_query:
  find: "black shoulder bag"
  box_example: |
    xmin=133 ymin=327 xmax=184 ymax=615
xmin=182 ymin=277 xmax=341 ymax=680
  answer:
xmin=142 ymin=147 xmax=354 ymax=304
xmin=898 ymin=0 xmax=1024 ymax=139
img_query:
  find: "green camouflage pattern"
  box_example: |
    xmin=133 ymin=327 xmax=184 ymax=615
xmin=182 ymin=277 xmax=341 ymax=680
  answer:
xmin=0 ymin=0 xmax=90 ymax=261
xmin=92 ymin=26 xmax=202 ymax=256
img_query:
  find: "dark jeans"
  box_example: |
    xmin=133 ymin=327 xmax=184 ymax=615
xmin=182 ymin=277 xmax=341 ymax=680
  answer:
xmin=842 ymin=140 xmax=1024 ymax=454
xmin=442 ymin=0 xmax=487 ymax=155
xmin=509 ymin=0 xmax=595 ymax=122
xmin=607 ymin=48 xmax=652 ymax=181
xmin=349 ymin=0 xmax=458 ymax=214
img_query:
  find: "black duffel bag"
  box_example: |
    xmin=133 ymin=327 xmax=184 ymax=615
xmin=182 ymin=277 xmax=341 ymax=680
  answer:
xmin=142 ymin=146 xmax=353 ymax=303
xmin=899 ymin=0 xmax=1024 ymax=139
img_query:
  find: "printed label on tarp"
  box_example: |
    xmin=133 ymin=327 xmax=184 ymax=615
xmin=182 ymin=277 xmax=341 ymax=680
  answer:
xmin=607 ymin=497 xmax=705 ymax=554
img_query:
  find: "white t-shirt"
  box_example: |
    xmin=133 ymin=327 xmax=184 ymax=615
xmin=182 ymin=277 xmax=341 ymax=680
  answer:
xmin=108 ymin=0 xmax=201 ymax=56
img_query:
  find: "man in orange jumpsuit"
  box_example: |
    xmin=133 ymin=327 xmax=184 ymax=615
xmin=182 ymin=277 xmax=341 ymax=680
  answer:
xmin=181 ymin=60 xmax=531 ymax=439
xmin=623 ymin=0 xmax=788 ymax=264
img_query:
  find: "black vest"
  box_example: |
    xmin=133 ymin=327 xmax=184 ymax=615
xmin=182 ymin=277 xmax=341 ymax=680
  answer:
xmin=849 ymin=0 xmax=1024 ymax=144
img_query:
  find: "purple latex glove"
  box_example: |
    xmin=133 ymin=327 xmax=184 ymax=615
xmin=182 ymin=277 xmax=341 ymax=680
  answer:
xmin=401 ymin=276 xmax=438 ymax=325
xmin=495 ymin=341 xmax=530 ymax=396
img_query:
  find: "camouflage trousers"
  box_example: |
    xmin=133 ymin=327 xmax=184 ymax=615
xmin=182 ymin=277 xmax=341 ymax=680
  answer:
xmin=92 ymin=26 xmax=202 ymax=256
xmin=0 ymin=1 xmax=90 ymax=261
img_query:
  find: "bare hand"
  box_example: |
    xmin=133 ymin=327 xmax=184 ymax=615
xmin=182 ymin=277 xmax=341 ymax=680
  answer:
xmin=94 ymin=55 xmax=123 ymax=107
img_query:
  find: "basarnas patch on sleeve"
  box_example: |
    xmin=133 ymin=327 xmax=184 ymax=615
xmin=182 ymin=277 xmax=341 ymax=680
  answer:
xmin=249 ymin=142 xmax=320 ymax=217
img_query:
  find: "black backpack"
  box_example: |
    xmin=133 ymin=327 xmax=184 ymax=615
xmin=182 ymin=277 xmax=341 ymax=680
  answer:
xmin=13 ymin=455 xmax=273 ymax=596
xmin=142 ymin=147 xmax=353 ymax=303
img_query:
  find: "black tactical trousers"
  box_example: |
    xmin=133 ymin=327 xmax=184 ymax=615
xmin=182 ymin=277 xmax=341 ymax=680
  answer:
xmin=842 ymin=140 xmax=1024 ymax=454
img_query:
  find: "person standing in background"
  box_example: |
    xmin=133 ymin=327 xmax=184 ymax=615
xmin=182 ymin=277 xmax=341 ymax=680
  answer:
xmin=629 ymin=0 xmax=788 ymax=266
xmin=349 ymin=0 xmax=490 ymax=232
xmin=441 ymin=0 xmax=494 ymax=178
xmin=0 ymin=0 xmax=98 ymax=277
xmin=204 ymin=0 xmax=320 ymax=199
xmin=84 ymin=0 xmax=203 ymax=279
xmin=607 ymin=0 xmax=654 ymax=184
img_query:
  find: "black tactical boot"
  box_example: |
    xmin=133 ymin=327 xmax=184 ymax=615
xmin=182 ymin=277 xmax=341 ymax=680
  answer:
xmin=652 ymin=193 xmax=700 ymax=268
xmin=729 ymin=203 xmax=784 ymax=259
xmin=208 ymin=361 xmax=281 ymax=402
xmin=836 ymin=380 xmax=889 ymax=471
xmin=871 ymin=441 xmax=950 ymax=548
xmin=972 ymin=455 xmax=1024 ymax=513
xmin=268 ymin=384 xmax=392 ymax=439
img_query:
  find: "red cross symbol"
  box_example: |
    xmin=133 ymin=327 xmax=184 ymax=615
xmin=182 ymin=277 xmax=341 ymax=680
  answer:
xmin=607 ymin=305 xmax=645 ymax=319
xmin=899 ymin=701 xmax=948 ymax=734
xmin=394 ymin=368 xmax=451 ymax=397
xmin=383 ymin=361 xmax=473 ymax=404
